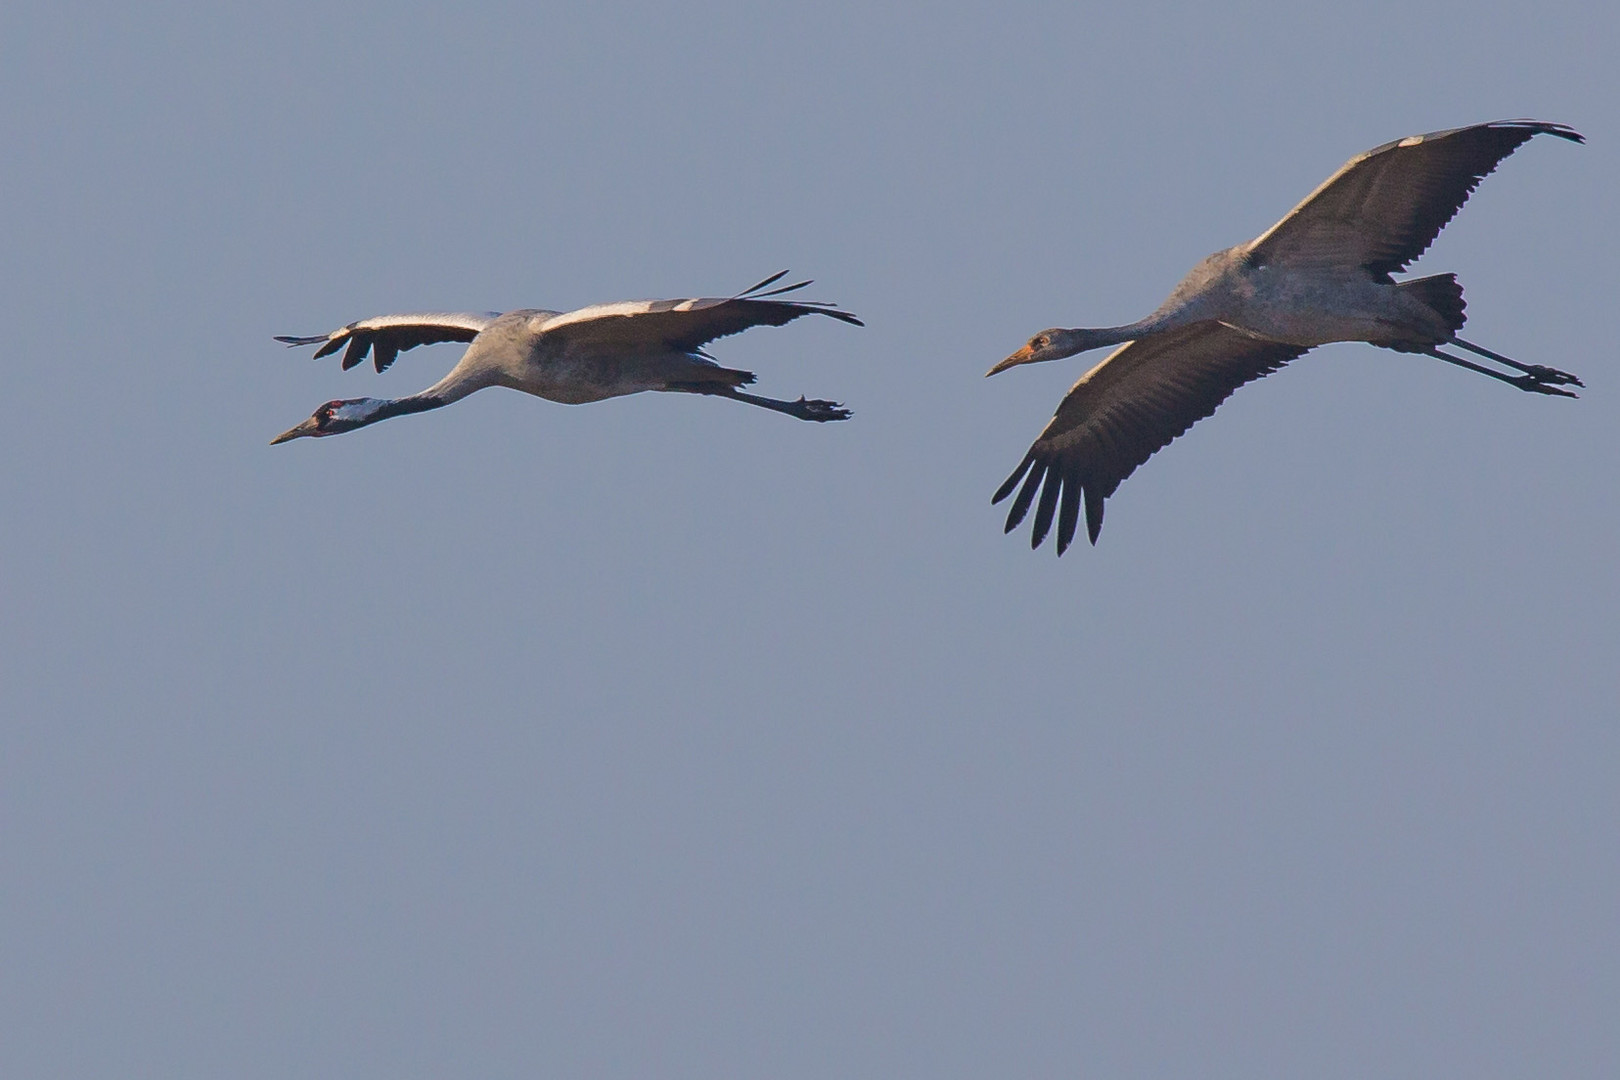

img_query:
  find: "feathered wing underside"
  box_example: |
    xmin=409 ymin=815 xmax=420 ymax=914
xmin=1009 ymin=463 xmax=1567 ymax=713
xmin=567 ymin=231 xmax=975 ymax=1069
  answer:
xmin=994 ymin=322 xmax=1311 ymax=553
xmin=536 ymin=272 xmax=863 ymax=355
xmin=1245 ymin=120 xmax=1582 ymax=278
xmin=275 ymin=312 xmax=501 ymax=373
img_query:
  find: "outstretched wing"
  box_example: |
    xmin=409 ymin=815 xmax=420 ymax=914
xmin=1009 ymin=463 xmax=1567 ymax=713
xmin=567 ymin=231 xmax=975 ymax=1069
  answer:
xmin=994 ymin=322 xmax=1311 ymax=554
xmin=535 ymin=272 xmax=862 ymax=355
xmin=275 ymin=312 xmax=501 ymax=373
xmin=1246 ymin=119 xmax=1582 ymax=279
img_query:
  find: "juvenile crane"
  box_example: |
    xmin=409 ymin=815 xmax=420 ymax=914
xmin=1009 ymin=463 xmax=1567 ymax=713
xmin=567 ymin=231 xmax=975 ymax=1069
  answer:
xmin=271 ymin=272 xmax=860 ymax=444
xmin=989 ymin=119 xmax=1584 ymax=554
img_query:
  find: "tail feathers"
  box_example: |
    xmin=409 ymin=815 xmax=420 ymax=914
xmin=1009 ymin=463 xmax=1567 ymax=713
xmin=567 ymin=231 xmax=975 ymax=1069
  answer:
xmin=1400 ymin=273 xmax=1467 ymax=335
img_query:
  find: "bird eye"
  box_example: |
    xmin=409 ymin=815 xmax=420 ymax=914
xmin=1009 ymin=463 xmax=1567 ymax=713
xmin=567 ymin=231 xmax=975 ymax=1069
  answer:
xmin=1033 ymin=336 xmax=1048 ymax=349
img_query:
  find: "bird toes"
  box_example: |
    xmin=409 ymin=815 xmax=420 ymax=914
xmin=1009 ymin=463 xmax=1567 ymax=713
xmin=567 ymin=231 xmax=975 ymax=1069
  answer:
xmin=793 ymin=397 xmax=851 ymax=422
xmin=1514 ymin=375 xmax=1579 ymax=398
xmin=1523 ymin=364 xmax=1584 ymax=388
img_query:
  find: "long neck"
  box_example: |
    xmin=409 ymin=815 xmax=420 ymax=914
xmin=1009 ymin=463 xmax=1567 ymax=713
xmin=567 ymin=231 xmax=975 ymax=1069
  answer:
xmin=369 ymin=395 xmax=449 ymax=423
xmin=414 ymin=359 xmax=500 ymax=407
xmin=335 ymin=391 xmax=453 ymax=434
xmin=1058 ymin=313 xmax=1180 ymax=357
xmin=356 ymin=364 xmax=497 ymax=428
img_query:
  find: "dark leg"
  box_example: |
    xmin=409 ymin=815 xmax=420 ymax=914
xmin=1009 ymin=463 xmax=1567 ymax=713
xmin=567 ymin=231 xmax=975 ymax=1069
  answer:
xmin=668 ymin=382 xmax=851 ymax=421
xmin=1421 ymin=347 xmax=1578 ymax=398
xmin=1451 ymin=336 xmax=1584 ymax=387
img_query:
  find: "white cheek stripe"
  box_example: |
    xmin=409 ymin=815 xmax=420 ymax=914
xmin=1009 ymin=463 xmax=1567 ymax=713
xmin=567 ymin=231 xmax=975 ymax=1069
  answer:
xmin=333 ymin=400 xmax=380 ymax=422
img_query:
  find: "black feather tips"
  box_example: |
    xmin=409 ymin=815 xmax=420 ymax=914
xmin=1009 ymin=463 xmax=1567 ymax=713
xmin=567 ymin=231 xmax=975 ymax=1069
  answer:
xmin=992 ymin=452 xmax=1102 ymax=555
xmin=734 ymin=271 xmax=864 ymax=327
xmin=1491 ymin=119 xmax=1583 ymax=144
xmin=273 ymin=321 xmax=485 ymax=373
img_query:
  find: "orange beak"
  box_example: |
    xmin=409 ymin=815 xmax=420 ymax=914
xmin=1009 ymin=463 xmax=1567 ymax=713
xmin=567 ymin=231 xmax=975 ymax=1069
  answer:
xmin=987 ymin=343 xmax=1038 ymax=377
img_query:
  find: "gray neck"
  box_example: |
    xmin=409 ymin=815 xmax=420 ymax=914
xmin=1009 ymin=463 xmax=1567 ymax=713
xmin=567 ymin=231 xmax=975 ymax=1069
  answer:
xmin=346 ymin=363 xmax=499 ymax=432
xmin=415 ymin=358 xmax=502 ymax=406
xmin=372 ymin=395 xmax=449 ymax=423
xmin=354 ymin=364 xmax=499 ymax=428
xmin=1056 ymin=315 xmax=1174 ymax=358
xmin=1051 ymin=248 xmax=1239 ymax=359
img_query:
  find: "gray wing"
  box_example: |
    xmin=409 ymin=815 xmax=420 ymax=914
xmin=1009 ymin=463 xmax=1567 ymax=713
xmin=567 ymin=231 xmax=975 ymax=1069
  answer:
xmin=536 ymin=273 xmax=861 ymax=355
xmin=275 ymin=312 xmax=501 ymax=373
xmin=1246 ymin=120 xmax=1582 ymax=279
xmin=994 ymin=322 xmax=1311 ymax=554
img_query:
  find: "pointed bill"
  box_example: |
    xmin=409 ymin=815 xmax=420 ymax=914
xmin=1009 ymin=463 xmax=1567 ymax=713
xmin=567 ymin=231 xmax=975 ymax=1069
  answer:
xmin=270 ymin=416 xmax=321 ymax=444
xmin=988 ymin=343 xmax=1038 ymax=376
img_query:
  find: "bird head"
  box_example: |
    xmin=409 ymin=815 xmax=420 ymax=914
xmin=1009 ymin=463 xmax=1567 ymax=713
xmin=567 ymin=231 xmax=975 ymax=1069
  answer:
xmin=987 ymin=329 xmax=1080 ymax=376
xmin=270 ymin=398 xmax=387 ymax=444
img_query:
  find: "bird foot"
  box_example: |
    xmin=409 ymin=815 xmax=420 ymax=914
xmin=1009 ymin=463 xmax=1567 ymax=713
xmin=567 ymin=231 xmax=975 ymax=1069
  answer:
xmin=1513 ymin=374 xmax=1579 ymax=398
xmin=791 ymin=397 xmax=851 ymax=422
xmin=1522 ymin=364 xmax=1584 ymax=388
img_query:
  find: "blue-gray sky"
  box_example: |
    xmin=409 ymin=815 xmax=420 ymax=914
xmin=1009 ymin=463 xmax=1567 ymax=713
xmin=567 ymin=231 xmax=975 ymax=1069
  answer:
xmin=2 ymin=2 xmax=1616 ymax=1077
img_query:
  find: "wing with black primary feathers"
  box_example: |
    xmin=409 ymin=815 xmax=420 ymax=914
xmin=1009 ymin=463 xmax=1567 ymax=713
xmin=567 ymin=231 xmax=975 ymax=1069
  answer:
xmin=994 ymin=322 xmax=1312 ymax=553
xmin=1246 ymin=120 xmax=1583 ymax=279
xmin=275 ymin=312 xmax=501 ymax=373
xmin=536 ymin=271 xmax=862 ymax=356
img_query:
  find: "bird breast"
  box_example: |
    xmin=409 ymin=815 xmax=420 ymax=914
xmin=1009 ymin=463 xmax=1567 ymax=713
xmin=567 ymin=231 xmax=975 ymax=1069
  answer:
xmin=507 ymin=329 xmax=680 ymax=405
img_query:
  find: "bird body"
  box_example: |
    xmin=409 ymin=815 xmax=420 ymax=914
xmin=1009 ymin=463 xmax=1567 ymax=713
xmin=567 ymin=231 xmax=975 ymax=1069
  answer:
xmin=991 ymin=120 xmax=1584 ymax=554
xmin=271 ymin=273 xmax=860 ymax=443
xmin=1186 ymin=247 xmax=1463 ymax=347
xmin=1027 ymin=248 xmax=1460 ymax=355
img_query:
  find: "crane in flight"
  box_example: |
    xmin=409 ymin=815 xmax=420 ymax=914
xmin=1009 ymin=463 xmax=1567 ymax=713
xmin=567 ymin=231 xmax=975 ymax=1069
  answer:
xmin=271 ymin=272 xmax=861 ymax=444
xmin=989 ymin=119 xmax=1584 ymax=554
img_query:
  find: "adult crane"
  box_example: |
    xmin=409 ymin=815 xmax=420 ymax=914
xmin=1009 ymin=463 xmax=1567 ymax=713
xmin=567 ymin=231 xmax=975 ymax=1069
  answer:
xmin=988 ymin=119 xmax=1584 ymax=554
xmin=270 ymin=272 xmax=860 ymax=444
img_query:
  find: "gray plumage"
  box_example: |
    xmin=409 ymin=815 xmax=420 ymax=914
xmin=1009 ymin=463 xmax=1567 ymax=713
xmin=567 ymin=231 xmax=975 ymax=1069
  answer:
xmin=989 ymin=120 xmax=1584 ymax=554
xmin=271 ymin=273 xmax=861 ymax=444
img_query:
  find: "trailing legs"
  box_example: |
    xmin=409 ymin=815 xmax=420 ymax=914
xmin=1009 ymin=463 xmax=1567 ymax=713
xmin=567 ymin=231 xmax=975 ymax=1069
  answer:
xmin=669 ymin=381 xmax=851 ymax=421
xmin=1420 ymin=341 xmax=1580 ymax=398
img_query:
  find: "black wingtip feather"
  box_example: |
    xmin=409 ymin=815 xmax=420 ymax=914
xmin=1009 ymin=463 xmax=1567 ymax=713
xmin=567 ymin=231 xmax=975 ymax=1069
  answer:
xmin=757 ymin=279 xmax=814 ymax=297
xmin=1085 ymin=488 xmax=1106 ymax=545
xmin=1003 ymin=461 xmax=1046 ymax=533
xmin=340 ymin=336 xmax=370 ymax=371
xmin=1029 ymin=469 xmax=1062 ymax=550
xmin=993 ymin=454 xmax=1035 ymax=505
xmin=1494 ymin=119 xmax=1584 ymax=144
xmin=737 ymin=270 xmax=791 ymax=297
xmin=1056 ymin=477 xmax=1081 ymax=556
xmin=275 ymin=334 xmax=328 ymax=348
xmin=373 ymin=342 xmax=399 ymax=374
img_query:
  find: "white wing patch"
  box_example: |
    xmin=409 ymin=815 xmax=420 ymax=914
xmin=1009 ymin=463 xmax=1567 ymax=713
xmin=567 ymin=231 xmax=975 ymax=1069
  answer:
xmin=278 ymin=311 xmax=506 ymax=371
xmin=536 ymin=299 xmax=718 ymax=334
xmin=340 ymin=311 xmax=500 ymax=337
xmin=535 ymin=302 xmax=653 ymax=332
